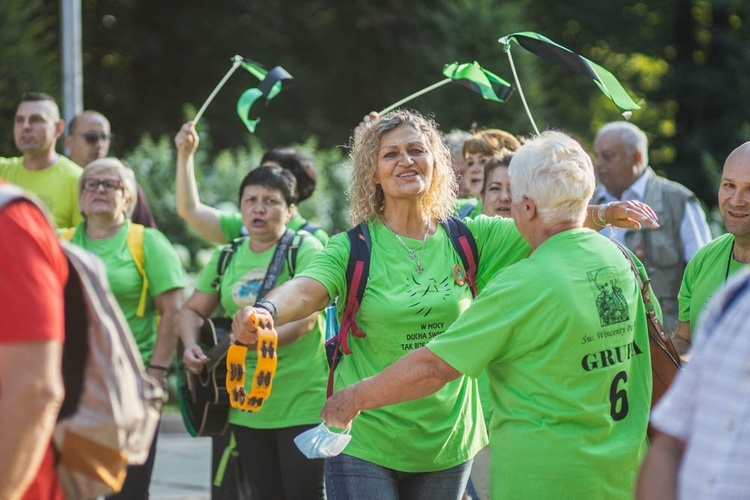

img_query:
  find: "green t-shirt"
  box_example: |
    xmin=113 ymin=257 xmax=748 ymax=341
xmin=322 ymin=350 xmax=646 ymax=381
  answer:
xmin=0 ymin=155 xmax=83 ymax=228
xmin=428 ymin=228 xmax=650 ymax=499
xmin=195 ymin=233 xmax=328 ymax=429
xmin=455 ymin=197 xmax=483 ymax=219
xmin=296 ymin=216 xmax=529 ymax=472
xmin=69 ymin=220 xmax=185 ymax=364
xmin=678 ymin=233 xmax=749 ymax=335
xmin=219 ymin=210 xmax=329 ymax=246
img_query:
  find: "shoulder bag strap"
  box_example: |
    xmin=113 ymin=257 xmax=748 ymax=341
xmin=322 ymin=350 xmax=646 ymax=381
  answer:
xmin=256 ymin=228 xmax=296 ymax=300
xmin=613 ymin=241 xmax=682 ymax=369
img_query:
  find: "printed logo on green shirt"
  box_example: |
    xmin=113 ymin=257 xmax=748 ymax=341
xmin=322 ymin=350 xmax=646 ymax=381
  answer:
xmin=588 ymin=267 xmax=630 ymax=327
xmin=404 ymin=274 xmax=453 ymax=317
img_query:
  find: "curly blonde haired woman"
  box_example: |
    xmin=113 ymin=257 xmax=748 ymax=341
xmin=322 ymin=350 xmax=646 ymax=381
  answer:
xmin=232 ymin=110 xmax=658 ymax=500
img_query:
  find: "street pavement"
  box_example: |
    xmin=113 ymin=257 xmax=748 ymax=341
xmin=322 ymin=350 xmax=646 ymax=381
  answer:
xmin=150 ymin=412 xmax=212 ymax=499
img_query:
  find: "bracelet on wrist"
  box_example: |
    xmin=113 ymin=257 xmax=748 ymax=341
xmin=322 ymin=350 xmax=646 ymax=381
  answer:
xmin=596 ymin=203 xmax=611 ymax=228
xmin=148 ymin=364 xmax=169 ymax=372
xmin=255 ymin=299 xmax=278 ymax=322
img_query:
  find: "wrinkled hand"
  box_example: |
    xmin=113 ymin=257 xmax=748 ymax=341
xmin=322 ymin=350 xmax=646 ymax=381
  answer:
xmin=231 ymin=306 xmax=271 ymax=346
xmin=182 ymin=345 xmax=208 ymax=375
xmin=175 ymin=121 xmax=199 ymax=156
xmin=320 ymin=386 xmax=360 ymax=429
xmin=352 ymin=111 xmax=379 ymax=144
xmin=604 ymin=200 xmax=660 ymax=230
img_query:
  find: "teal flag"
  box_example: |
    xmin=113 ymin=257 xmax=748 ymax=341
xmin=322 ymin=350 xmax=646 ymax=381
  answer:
xmin=443 ymin=61 xmax=513 ymax=103
xmin=235 ymin=57 xmax=293 ymax=133
xmin=499 ymin=32 xmax=640 ymax=114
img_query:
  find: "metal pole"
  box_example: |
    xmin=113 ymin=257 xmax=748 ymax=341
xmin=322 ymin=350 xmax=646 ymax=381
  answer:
xmin=60 ymin=0 xmax=83 ymax=126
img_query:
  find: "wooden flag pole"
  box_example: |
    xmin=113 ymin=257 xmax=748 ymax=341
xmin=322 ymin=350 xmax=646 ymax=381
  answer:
xmin=378 ymin=78 xmax=451 ymax=115
xmin=193 ymin=55 xmax=244 ymax=125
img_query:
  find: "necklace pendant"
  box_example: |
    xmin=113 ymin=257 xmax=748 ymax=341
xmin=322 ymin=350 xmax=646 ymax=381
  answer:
xmin=416 ymin=263 xmax=423 ymax=274
xmin=408 ymin=251 xmax=416 ymax=260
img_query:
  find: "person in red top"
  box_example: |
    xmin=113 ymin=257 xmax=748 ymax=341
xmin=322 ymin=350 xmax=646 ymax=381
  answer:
xmin=0 ymin=182 xmax=67 ymax=499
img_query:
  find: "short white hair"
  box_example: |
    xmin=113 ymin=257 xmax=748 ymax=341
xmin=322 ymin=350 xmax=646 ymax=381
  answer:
xmin=509 ymin=131 xmax=595 ymax=224
xmin=81 ymin=158 xmax=138 ymax=218
xmin=596 ymin=121 xmax=649 ymax=167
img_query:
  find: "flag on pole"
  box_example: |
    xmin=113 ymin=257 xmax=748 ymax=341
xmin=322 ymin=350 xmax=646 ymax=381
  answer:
xmin=378 ymin=61 xmax=512 ymax=114
xmin=499 ymin=32 xmax=640 ymax=115
xmin=236 ymin=59 xmax=293 ymax=133
xmin=442 ymin=61 xmax=513 ymax=103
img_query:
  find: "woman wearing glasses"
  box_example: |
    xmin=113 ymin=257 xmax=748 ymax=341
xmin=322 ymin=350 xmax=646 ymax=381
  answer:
xmin=60 ymin=157 xmax=185 ymax=499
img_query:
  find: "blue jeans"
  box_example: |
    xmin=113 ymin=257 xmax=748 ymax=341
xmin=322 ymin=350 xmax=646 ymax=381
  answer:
xmin=326 ymin=453 xmax=472 ymax=500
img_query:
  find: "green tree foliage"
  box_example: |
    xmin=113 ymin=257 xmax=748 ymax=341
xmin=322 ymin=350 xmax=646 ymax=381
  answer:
xmin=122 ymin=118 xmax=347 ymax=271
xmin=0 ymin=0 xmax=59 ymax=154
xmin=3 ymin=0 xmax=749 ymax=217
xmin=512 ymin=0 xmax=750 ymax=205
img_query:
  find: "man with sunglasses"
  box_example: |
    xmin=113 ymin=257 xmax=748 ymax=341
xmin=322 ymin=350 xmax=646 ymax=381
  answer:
xmin=0 ymin=92 xmax=83 ymax=228
xmin=66 ymin=110 xmax=157 ymax=228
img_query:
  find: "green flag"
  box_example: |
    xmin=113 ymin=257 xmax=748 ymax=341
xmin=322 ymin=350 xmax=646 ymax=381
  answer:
xmin=236 ymin=58 xmax=293 ymax=133
xmin=499 ymin=32 xmax=640 ymax=114
xmin=442 ymin=61 xmax=513 ymax=103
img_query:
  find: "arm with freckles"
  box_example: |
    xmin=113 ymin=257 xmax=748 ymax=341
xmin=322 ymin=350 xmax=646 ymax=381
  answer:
xmin=320 ymin=346 xmax=462 ymax=429
xmin=232 ymin=276 xmax=330 ymax=345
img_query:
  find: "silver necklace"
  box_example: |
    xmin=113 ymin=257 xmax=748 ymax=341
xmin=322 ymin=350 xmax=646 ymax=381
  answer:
xmin=382 ymin=218 xmax=430 ymax=274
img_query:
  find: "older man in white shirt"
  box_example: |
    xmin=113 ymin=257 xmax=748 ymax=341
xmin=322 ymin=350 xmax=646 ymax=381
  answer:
xmin=592 ymin=121 xmax=712 ymax=332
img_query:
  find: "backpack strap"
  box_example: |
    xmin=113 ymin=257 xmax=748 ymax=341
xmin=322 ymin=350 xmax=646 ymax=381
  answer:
xmin=300 ymin=221 xmax=322 ymax=235
xmin=325 ymin=222 xmax=370 ymax=397
xmin=59 ymin=227 xmax=77 ymax=242
xmin=458 ymin=201 xmax=478 ymax=220
xmin=213 ymin=237 xmax=245 ymax=303
xmin=126 ymin=223 xmax=148 ymax=318
xmin=441 ymin=216 xmax=479 ymax=298
xmin=60 ymin=223 xmax=149 ymax=317
xmin=285 ymin=231 xmax=308 ymax=278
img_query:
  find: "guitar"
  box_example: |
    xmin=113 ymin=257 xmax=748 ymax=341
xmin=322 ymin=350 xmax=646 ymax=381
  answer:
xmin=177 ymin=317 xmax=233 ymax=437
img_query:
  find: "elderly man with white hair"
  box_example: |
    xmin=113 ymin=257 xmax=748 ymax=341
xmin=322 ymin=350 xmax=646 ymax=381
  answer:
xmin=592 ymin=121 xmax=711 ymax=332
xmin=320 ymin=131 xmax=654 ymax=499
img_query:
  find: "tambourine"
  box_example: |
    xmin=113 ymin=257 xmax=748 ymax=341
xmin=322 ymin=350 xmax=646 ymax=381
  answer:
xmin=226 ymin=310 xmax=278 ymax=411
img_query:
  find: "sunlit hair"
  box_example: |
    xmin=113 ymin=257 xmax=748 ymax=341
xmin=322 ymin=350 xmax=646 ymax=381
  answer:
xmin=482 ymin=153 xmax=513 ymax=195
xmin=80 ymin=158 xmax=137 ymax=218
xmin=463 ymin=128 xmax=521 ymax=158
xmin=348 ymin=110 xmax=457 ymax=225
xmin=509 ymin=131 xmax=595 ymax=224
xmin=596 ymin=121 xmax=649 ymax=168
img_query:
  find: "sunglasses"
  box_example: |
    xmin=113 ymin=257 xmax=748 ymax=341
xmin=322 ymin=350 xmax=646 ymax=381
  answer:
xmin=82 ymin=178 xmax=123 ymax=192
xmin=79 ymin=132 xmax=114 ymax=145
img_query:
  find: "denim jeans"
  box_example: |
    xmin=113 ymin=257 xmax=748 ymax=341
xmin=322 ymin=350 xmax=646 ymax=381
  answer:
xmin=326 ymin=453 xmax=472 ymax=500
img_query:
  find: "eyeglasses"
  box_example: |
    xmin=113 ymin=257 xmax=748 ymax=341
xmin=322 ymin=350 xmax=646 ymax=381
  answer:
xmin=79 ymin=132 xmax=114 ymax=145
xmin=82 ymin=178 xmax=123 ymax=192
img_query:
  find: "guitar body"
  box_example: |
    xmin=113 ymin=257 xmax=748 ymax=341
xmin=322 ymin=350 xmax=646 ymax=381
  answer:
xmin=178 ymin=318 xmax=232 ymax=437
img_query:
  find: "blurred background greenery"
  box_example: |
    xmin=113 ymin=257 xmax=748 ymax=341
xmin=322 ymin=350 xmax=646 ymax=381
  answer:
xmin=2 ymin=0 xmax=748 ymax=269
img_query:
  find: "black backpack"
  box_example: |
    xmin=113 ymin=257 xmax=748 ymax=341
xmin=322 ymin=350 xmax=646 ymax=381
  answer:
xmin=325 ymin=216 xmax=479 ymax=396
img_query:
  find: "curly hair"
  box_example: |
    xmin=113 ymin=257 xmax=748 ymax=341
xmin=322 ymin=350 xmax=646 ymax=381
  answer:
xmin=348 ymin=110 xmax=457 ymax=226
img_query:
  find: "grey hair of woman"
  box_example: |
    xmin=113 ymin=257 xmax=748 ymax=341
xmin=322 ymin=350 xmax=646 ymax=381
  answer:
xmin=79 ymin=157 xmax=138 ymax=218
